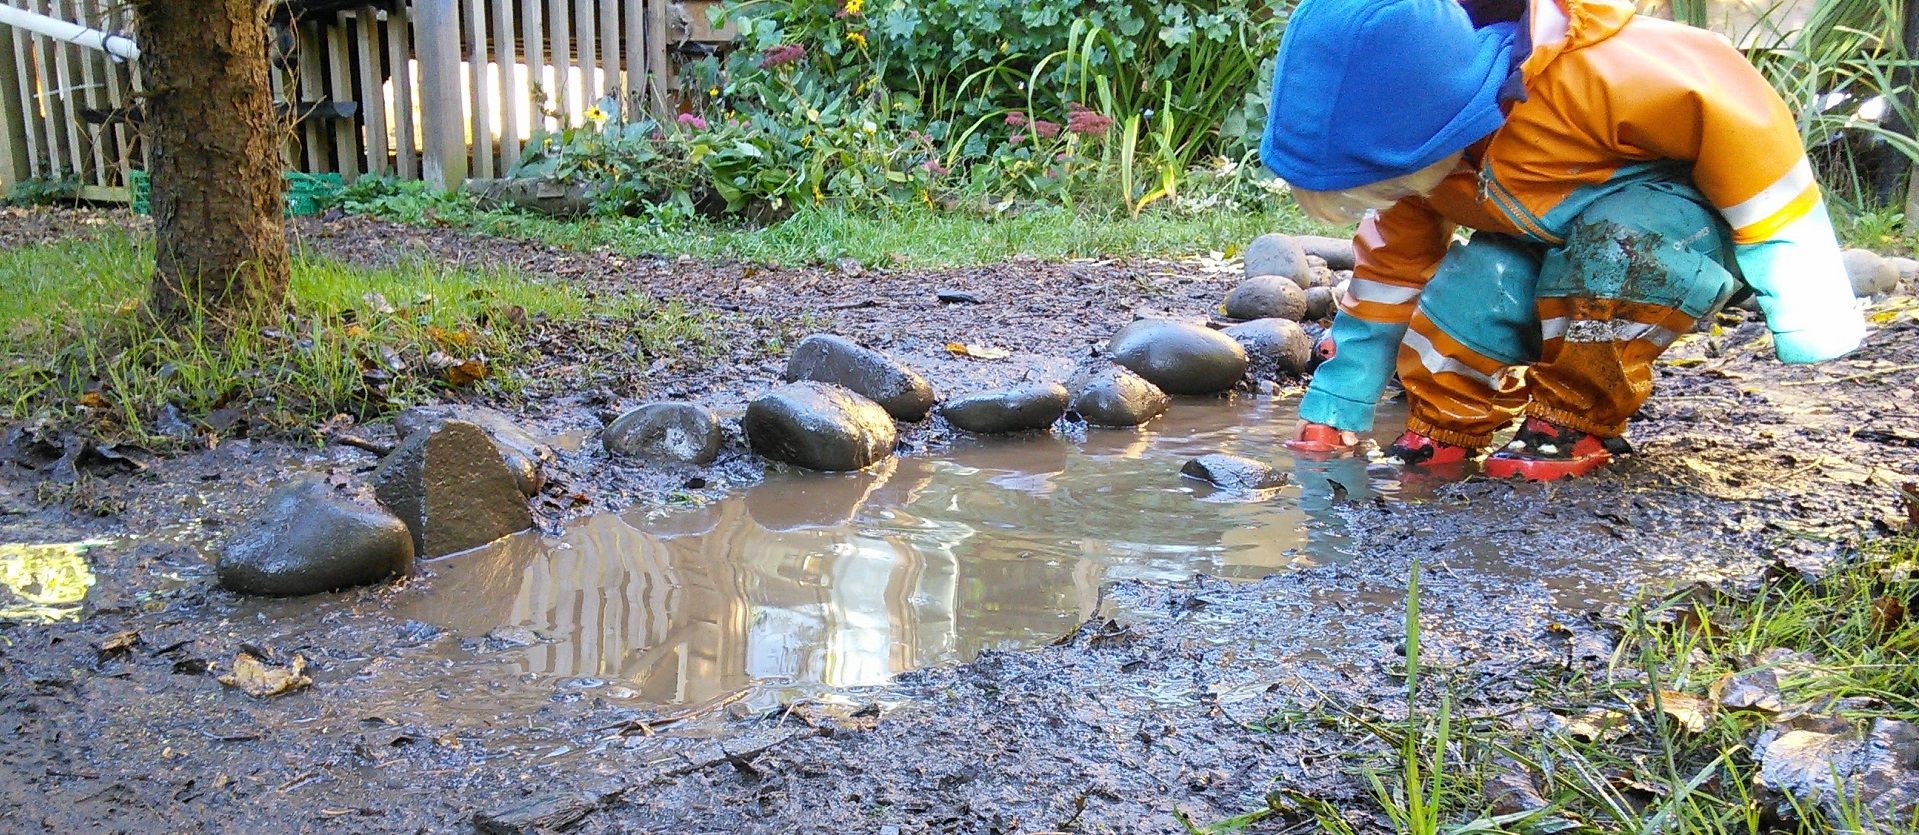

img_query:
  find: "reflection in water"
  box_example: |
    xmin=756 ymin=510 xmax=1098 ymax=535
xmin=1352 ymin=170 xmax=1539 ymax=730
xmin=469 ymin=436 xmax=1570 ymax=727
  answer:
xmin=0 ymin=542 xmax=97 ymax=623
xmin=399 ymin=396 xmax=1410 ymax=705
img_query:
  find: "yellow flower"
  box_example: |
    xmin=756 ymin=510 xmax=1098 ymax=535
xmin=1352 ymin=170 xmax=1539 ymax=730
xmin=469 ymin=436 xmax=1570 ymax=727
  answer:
xmin=708 ymin=87 xmax=720 ymax=97
xmin=584 ymin=106 xmax=607 ymax=123
xmin=844 ymin=0 xmax=864 ymax=14
xmin=846 ymin=31 xmax=867 ymax=49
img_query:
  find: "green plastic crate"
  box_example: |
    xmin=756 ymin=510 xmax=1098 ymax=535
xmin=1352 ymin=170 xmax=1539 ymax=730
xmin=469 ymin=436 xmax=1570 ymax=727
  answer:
xmin=128 ymin=170 xmax=344 ymax=218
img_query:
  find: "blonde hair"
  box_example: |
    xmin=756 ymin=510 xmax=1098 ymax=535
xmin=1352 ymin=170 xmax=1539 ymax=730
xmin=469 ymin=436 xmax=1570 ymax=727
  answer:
xmin=1291 ymin=152 xmax=1463 ymax=224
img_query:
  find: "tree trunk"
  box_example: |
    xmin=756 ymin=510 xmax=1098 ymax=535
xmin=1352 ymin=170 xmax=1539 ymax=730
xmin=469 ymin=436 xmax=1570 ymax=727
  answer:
xmin=134 ymin=0 xmax=290 ymax=325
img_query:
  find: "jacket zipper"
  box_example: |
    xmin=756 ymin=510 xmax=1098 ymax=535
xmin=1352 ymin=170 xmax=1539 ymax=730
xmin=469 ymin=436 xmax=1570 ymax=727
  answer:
xmin=1477 ymin=165 xmax=1565 ymax=245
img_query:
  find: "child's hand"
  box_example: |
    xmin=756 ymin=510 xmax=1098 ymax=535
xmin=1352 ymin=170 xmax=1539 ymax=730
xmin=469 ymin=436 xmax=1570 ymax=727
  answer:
xmin=1284 ymin=420 xmax=1359 ymax=454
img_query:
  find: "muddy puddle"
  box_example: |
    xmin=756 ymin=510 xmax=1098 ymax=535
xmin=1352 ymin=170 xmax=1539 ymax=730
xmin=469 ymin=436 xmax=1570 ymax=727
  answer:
xmin=394 ymin=396 xmax=1412 ymax=708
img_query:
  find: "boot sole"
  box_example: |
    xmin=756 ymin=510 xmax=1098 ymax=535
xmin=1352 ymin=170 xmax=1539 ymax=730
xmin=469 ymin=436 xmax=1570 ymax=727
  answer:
xmin=1482 ymin=451 xmax=1611 ymax=481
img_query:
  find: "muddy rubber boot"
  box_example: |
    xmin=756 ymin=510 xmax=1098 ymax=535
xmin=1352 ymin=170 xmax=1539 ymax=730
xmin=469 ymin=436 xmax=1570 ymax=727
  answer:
xmin=1377 ymin=430 xmax=1473 ymax=467
xmin=1482 ymin=417 xmax=1617 ymax=481
xmin=1284 ymin=423 xmax=1354 ymax=457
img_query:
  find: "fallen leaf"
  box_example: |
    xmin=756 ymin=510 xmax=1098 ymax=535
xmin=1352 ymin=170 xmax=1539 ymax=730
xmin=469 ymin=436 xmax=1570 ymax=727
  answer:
xmin=1651 ymin=691 xmax=1714 ymax=734
xmin=1713 ymin=668 xmax=1784 ymax=714
xmin=77 ymin=391 xmax=110 ymax=410
xmin=217 ymin=652 xmax=311 ymax=699
xmin=945 ymin=342 xmax=1011 ymax=360
xmin=1562 ymin=708 xmax=1631 ymax=742
xmin=425 ymin=326 xmax=475 ymax=348
xmin=1870 ymin=594 xmax=1908 ymax=639
xmin=342 ymin=324 xmax=367 ymax=338
xmin=361 ymin=292 xmax=395 ymax=315
xmin=97 ymin=630 xmax=140 ymax=657
xmin=446 ymin=359 xmax=489 ymax=386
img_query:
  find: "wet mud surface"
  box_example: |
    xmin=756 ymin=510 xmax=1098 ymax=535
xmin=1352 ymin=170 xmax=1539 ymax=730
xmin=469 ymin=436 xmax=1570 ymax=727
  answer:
xmin=3 ymin=210 xmax=1918 ymax=832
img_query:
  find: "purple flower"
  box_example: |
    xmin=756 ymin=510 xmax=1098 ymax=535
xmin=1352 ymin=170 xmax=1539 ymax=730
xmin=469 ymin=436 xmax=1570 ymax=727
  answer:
xmin=1032 ymin=119 xmax=1060 ymax=139
xmin=677 ymin=113 xmax=709 ymax=130
xmin=1066 ymin=109 xmax=1114 ymax=136
xmin=757 ymin=44 xmax=807 ymax=68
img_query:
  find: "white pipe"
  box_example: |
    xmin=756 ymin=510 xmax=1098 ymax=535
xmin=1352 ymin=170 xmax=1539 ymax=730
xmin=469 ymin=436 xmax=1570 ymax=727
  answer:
xmin=0 ymin=5 xmax=140 ymax=63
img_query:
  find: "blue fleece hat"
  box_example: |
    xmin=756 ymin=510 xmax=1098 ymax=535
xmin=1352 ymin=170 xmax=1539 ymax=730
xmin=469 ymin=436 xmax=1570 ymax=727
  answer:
xmin=1260 ymin=0 xmax=1519 ymax=191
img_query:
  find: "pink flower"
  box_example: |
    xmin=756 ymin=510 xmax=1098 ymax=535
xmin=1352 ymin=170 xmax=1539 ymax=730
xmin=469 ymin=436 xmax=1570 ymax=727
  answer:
xmin=1005 ymin=111 xmax=1028 ymax=128
xmin=677 ymin=113 xmax=709 ymax=130
xmin=1032 ymin=119 xmax=1060 ymax=139
xmin=1066 ymin=109 xmax=1114 ymax=136
xmin=920 ymin=159 xmax=948 ymax=175
xmin=1008 ymin=133 xmax=1025 ymax=146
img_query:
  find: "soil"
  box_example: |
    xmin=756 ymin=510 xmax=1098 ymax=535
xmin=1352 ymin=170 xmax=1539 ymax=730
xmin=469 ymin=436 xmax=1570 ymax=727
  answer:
xmin=2 ymin=208 xmax=1917 ymax=833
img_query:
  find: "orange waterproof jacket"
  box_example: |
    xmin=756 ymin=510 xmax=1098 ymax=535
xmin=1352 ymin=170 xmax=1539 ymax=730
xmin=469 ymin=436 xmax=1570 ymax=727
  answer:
xmin=1340 ymin=0 xmax=1864 ymax=365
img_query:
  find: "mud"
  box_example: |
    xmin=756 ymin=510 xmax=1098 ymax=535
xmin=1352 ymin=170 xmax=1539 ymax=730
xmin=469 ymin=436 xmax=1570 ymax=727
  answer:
xmin=1 ymin=208 xmax=1917 ymax=833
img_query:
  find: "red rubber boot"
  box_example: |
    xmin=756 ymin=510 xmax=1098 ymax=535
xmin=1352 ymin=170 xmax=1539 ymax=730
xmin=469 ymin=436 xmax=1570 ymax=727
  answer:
xmin=1482 ymin=417 xmax=1619 ymax=481
xmin=1284 ymin=423 xmax=1352 ymax=455
xmin=1378 ymin=431 xmax=1473 ymax=467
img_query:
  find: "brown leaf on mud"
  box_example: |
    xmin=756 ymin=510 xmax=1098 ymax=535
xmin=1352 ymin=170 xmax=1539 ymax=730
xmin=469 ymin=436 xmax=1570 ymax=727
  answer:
xmin=945 ymin=342 xmax=1011 ymax=360
xmin=446 ymin=359 xmax=490 ymax=386
xmin=1870 ymin=595 xmax=1907 ymax=640
xmin=1651 ymin=691 xmax=1714 ymax=734
xmin=77 ymin=391 xmax=110 ymax=411
xmin=97 ymin=630 xmax=139 ymax=658
xmin=1562 ymin=708 xmax=1631 ymax=742
xmin=217 ymin=652 xmax=311 ymax=699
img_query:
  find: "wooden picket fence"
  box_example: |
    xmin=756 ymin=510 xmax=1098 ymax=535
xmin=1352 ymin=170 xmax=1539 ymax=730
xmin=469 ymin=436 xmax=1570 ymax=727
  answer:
xmin=0 ymin=0 xmax=734 ymax=198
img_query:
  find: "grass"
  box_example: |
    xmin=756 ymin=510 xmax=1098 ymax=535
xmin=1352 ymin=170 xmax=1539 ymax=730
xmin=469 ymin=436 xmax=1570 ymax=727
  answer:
xmin=0 ymin=228 xmax=727 ymax=440
xmin=1221 ymin=534 xmax=1919 ymax=835
xmin=334 ymin=175 xmax=1339 ymax=270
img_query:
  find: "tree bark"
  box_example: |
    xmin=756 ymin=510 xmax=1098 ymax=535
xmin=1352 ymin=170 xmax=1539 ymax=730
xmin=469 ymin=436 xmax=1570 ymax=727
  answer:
xmin=134 ymin=0 xmax=290 ymax=325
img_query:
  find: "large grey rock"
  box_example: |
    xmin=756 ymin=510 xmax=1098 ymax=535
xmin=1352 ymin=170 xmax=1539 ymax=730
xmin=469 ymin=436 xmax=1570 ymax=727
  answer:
xmin=784 ymin=334 xmax=936 ymax=422
xmin=744 ymin=382 xmax=898 ymax=471
xmin=1224 ymin=275 xmax=1309 ymax=321
xmin=395 ymin=405 xmax=551 ymax=497
xmin=942 ymin=383 xmax=1070 ymax=435
xmin=1068 ymin=365 xmax=1171 ymax=427
xmin=1303 ymin=285 xmax=1337 ymax=321
xmin=1889 ymin=256 xmax=1919 ymax=294
xmin=1842 ymin=248 xmax=1900 ymax=298
xmin=1294 ymin=235 xmax=1356 ymax=271
xmin=1180 ymin=454 xmax=1287 ymax=491
xmin=372 ymin=420 xmax=534 ymax=558
xmin=218 ymin=478 xmax=415 ymax=596
xmin=1106 ymin=319 xmax=1250 ymax=395
xmin=1223 ymin=319 xmax=1313 ymax=380
xmin=1244 ymin=233 xmax=1311 ymax=284
xmin=468 ymin=177 xmax=607 ymax=217
xmin=604 ymin=403 xmax=722 ymax=464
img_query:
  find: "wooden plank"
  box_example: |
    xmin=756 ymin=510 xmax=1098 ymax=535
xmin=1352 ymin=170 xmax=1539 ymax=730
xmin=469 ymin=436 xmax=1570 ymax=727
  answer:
xmin=69 ymin=0 xmax=107 ymax=186
xmin=492 ymin=0 xmax=519 ymax=168
xmin=521 ymin=0 xmax=546 ymax=133
xmin=622 ymin=0 xmax=644 ymax=109
xmin=416 ymin=0 xmax=467 ymax=189
xmin=93 ymin=0 xmax=132 ymax=184
xmin=298 ymin=20 xmax=329 ymax=173
xmin=575 ymin=0 xmax=596 ymax=107
xmin=47 ymin=0 xmax=86 ymax=181
xmin=550 ymin=0 xmax=573 ymax=122
xmin=125 ymin=12 xmax=146 ymax=172
xmin=599 ymin=0 xmax=617 ymax=108
xmin=326 ymin=15 xmax=360 ymax=180
xmin=465 ymin=0 xmax=493 ymax=177
xmin=646 ymin=0 xmax=668 ymax=114
xmin=387 ymin=4 xmax=418 ymax=178
xmin=0 ymin=8 xmax=34 ymax=186
xmin=355 ymin=7 xmax=389 ymax=176
xmin=27 ymin=0 xmax=61 ymax=175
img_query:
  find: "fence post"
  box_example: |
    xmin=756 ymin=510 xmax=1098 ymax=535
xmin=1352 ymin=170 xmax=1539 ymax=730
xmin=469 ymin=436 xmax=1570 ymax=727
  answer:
xmin=415 ymin=0 xmax=466 ymax=190
xmin=0 ymin=20 xmax=28 ymax=193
